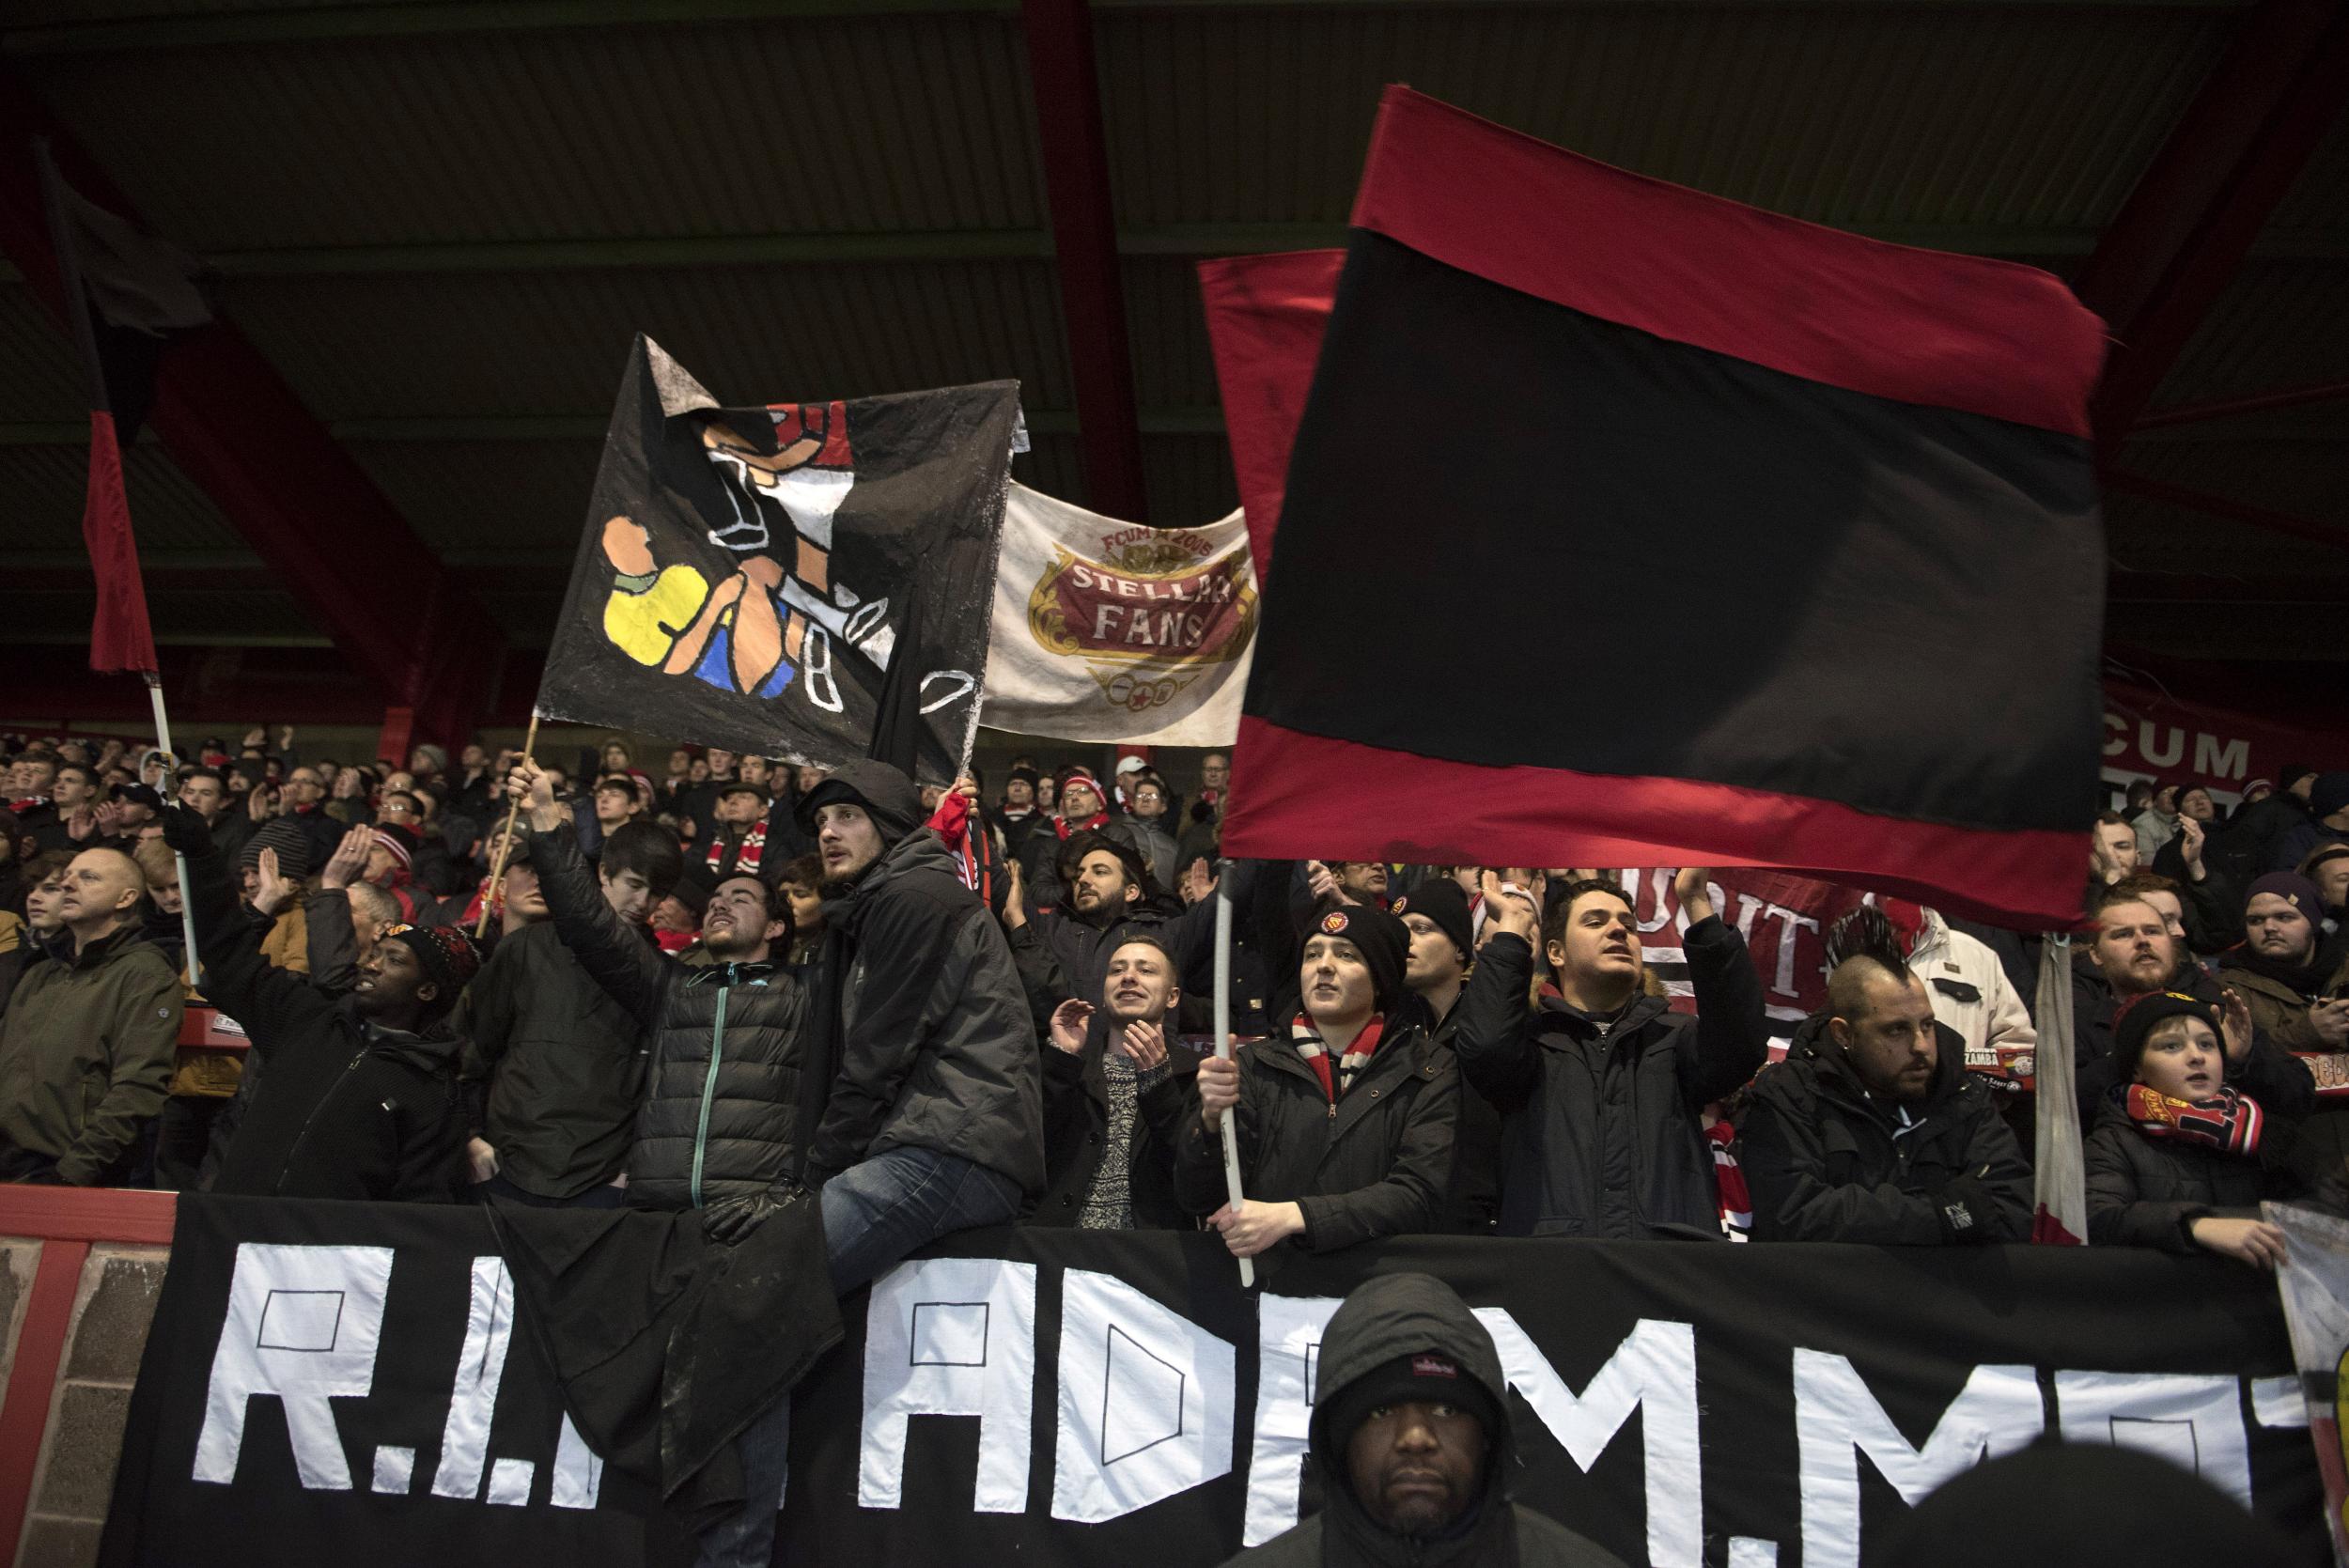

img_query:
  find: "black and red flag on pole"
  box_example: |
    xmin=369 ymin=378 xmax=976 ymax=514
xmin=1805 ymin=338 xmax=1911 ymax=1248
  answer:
xmin=1207 ymin=88 xmax=2109 ymax=928
xmin=34 ymin=142 xmax=211 ymax=675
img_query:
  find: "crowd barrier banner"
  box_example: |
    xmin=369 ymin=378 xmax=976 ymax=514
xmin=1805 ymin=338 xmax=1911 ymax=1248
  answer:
xmin=104 ymin=1199 xmax=2325 ymax=1567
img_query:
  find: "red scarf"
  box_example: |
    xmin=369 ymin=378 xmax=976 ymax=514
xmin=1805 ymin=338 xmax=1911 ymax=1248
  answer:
xmin=8 ymin=796 xmax=46 ymax=814
xmin=1290 ymin=1014 xmax=1386 ymax=1106
xmin=2124 ymin=1083 xmax=2263 ymax=1157
xmin=459 ymin=875 xmax=502 ymax=931
xmin=708 ymin=819 xmax=767 ymax=877
xmin=1055 ymin=809 xmax=1109 ymax=840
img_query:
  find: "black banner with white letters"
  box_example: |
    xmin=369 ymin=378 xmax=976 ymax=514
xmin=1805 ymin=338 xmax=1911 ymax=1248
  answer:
xmin=104 ymin=1199 xmax=2325 ymax=1567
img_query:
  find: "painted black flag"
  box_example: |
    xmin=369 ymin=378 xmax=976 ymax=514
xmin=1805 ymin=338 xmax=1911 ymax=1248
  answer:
xmin=538 ymin=337 xmax=1019 ymax=784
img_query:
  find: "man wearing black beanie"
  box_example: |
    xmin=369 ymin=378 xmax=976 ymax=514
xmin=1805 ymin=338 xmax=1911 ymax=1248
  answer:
xmin=1174 ymin=902 xmax=1458 ymax=1260
xmin=1220 ymin=1272 xmax=1623 ymax=1566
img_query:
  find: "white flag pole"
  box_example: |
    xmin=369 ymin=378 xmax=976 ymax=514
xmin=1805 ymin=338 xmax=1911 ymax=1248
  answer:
xmin=1213 ymin=865 xmax=1255 ymax=1289
xmin=141 ymin=673 xmax=199 ymax=988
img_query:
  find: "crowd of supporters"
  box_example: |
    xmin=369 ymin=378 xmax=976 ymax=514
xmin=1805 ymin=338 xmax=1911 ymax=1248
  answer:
xmin=0 ymin=725 xmax=2343 ymax=1561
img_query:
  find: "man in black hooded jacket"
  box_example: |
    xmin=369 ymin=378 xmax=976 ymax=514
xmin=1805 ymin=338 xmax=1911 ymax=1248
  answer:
xmin=1221 ymin=1272 xmax=1624 ymax=1567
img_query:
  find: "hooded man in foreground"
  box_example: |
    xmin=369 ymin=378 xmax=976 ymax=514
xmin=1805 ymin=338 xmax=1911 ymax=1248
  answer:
xmin=1221 ymin=1272 xmax=1625 ymax=1567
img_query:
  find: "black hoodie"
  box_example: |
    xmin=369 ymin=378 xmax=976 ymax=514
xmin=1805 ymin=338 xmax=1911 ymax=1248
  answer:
xmin=1221 ymin=1273 xmax=1624 ymax=1567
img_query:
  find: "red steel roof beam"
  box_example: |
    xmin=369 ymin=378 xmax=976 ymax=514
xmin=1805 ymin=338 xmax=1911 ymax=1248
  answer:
xmin=2103 ymin=470 xmax=2349 ymax=554
xmin=1021 ymin=0 xmax=1148 ymax=520
xmin=2082 ymin=4 xmax=2349 ymax=443
xmin=2130 ymin=379 xmax=2349 ymax=429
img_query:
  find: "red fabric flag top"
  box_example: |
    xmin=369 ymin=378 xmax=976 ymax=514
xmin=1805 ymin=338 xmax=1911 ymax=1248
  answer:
xmin=1204 ymin=87 xmax=2108 ymax=929
xmin=81 ymin=409 xmax=157 ymax=675
xmin=36 ymin=145 xmax=210 ymax=676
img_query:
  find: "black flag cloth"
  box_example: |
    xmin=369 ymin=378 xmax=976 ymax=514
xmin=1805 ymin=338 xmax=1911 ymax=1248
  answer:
xmin=538 ymin=337 xmax=1019 ymax=784
xmin=1220 ymin=88 xmax=2109 ymax=929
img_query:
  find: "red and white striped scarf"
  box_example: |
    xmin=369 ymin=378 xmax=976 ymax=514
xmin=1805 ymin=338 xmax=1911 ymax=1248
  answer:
xmin=1290 ymin=1013 xmax=1386 ymax=1106
xmin=707 ymin=819 xmax=767 ymax=877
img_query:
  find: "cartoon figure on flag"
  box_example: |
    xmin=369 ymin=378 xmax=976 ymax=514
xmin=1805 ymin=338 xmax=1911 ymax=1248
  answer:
xmin=538 ymin=335 xmax=1018 ymax=784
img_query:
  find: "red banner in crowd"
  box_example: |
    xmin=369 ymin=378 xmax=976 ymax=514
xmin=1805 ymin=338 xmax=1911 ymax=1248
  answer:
xmin=2100 ymin=679 xmax=2349 ymax=808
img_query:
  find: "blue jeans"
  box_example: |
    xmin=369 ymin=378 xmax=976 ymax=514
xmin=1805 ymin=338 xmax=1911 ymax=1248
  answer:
xmin=696 ymin=1146 xmax=1021 ymax=1568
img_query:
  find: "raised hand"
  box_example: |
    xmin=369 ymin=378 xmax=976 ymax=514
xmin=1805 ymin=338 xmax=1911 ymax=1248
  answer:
xmin=252 ymin=846 xmax=297 ymax=917
xmin=1672 ymin=866 xmax=1717 ymax=924
xmin=1478 ymin=870 xmax=1539 ymax=944
xmin=1115 ymin=1018 xmax=1170 ymax=1072
xmin=1048 ymin=998 xmax=1093 ymax=1056
xmin=2218 ymin=986 xmax=2254 ymax=1063
xmin=321 ymin=825 xmax=375 ymax=892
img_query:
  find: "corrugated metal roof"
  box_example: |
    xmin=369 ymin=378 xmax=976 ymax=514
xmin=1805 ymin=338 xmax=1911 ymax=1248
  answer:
xmin=0 ymin=0 xmax=2339 ymax=669
xmin=0 ymin=442 xmax=249 ymax=552
xmin=2154 ymin=260 xmax=2349 ymax=405
xmin=214 ymin=261 xmax=1073 ymax=420
xmin=1094 ymin=5 xmax=2228 ymax=236
xmin=29 ymin=14 xmax=1045 ymax=249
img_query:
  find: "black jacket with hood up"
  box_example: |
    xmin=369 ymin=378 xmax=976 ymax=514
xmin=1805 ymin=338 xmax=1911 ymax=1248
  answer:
xmin=1453 ymin=918 xmax=1767 ymax=1240
xmin=1736 ymin=1013 xmax=2032 ymax=1244
xmin=802 ymin=760 xmax=1046 ymax=1195
xmin=1220 ymin=1272 xmax=1625 ymax=1568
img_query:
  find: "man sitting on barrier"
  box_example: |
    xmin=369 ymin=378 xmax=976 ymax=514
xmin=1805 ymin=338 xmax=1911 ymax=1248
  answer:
xmin=1178 ymin=903 xmax=1458 ymax=1258
xmin=1455 ymin=869 xmax=1766 ymax=1239
xmin=1736 ymin=930 xmax=2031 ymax=1246
xmin=1220 ymin=1272 xmax=1624 ymax=1567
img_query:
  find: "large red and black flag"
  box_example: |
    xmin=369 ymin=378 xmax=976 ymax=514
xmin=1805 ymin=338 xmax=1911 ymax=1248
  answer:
xmin=35 ymin=144 xmax=211 ymax=676
xmin=1209 ymin=88 xmax=2108 ymax=927
xmin=537 ymin=336 xmax=1019 ymax=784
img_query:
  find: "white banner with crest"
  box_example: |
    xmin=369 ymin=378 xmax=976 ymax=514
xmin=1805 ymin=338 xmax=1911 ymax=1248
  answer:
xmin=979 ymin=483 xmax=1257 ymax=744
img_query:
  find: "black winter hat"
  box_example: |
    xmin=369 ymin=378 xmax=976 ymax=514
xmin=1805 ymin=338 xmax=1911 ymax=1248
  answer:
xmin=239 ymin=817 xmax=314 ymax=879
xmin=1392 ymin=879 xmax=1473 ymax=965
xmin=1306 ymin=903 xmax=1410 ymax=1013
xmin=794 ymin=758 xmax=924 ymax=844
xmin=2111 ymin=989 xmax=2221 ymax=1080
xmin=1321 ymin=1350 xmax=1503 ymax=1467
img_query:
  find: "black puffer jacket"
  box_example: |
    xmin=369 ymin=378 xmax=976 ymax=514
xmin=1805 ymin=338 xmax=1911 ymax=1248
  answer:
xmin=1454 ymin=920 xmax=1766 ymax=1239
xmin=2084 ymin=1098 xmax=2292 ymax=1251
xmin=528 ymin=820 xmax=807 ymax=1210
xmin=1171 ymin=1016 xmax=1457 ymax=1252
xmin=1736 ymin=1014 xmax=2031 ymax=1244
xmin=1221 ymin=1272 xmax=1624 ymax=1568
xmin=455 ymin=918 xmax=648 ymax=1200
xmin=179 ymin=823 xmax=464 ymax=1203
xmin=805 ymin=761 xmax=1045 ymax=1194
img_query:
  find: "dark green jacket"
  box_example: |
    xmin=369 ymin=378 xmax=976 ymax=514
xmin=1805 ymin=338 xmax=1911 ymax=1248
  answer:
xmin=0 ymin=924 xmax=181 ymax=1184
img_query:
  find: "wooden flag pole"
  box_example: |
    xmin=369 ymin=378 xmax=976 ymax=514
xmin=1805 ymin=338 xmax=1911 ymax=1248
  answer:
xmin=1212 ymin=866 xmax=1255 ymax=1289
xmin=141 ymin=674 xmax=199 ymax=988
xmin=474 ymin=711 xmax=541 ymax=939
